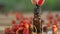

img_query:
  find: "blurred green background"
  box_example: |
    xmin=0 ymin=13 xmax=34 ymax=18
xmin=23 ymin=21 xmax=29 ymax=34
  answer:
xmin=0 ymin=0 xmax=60 ymax=13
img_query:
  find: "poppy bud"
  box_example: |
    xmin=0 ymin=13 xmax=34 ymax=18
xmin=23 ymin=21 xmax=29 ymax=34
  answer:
xmin=31 ymin=0 xmax=45 ymax=6
xmin=37 ymin=0 xmax=45 ymax=6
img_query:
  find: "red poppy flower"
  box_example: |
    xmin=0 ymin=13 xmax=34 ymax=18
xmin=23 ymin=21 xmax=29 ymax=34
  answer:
xmin=55 ymin=13 xmax=59 ymax=18
xmin=49 ymin=15 xmax=53 ymax=20
xmin=53 ymin=20 xmax=58 ymax=27
xmin=19 ymin=20 xmax=24 ymax=26
xmin=15 ymin=14 xmax=20 ymax=20
xmin=46 ymin=13 xmax=53 ymax=20
xmin=29 ymin=16 xmax=33 ymax=21
xmin=5 ymin=27 xmax=11 ymax=34
xmin=23 ymin=29 xmax=29 ymax=34
xmin=11 ymin=31 xmax=15 ymax=34
xmin=41 ymin=19 xmax=44 ymax=23
xmin=11 ymin=20 xmax=16 ymax=24
xmin=12 ymin=24 xmax=19 ymax=31
xmin=52 ymin=25 xmax=57 ymax=31
xmin=57 ymin=17 xmax=60 ymax=21
xmin=46 ymin=22 xmax=50 ymax=27
xmin=43 ymin=26 xmax=47 ymax=32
